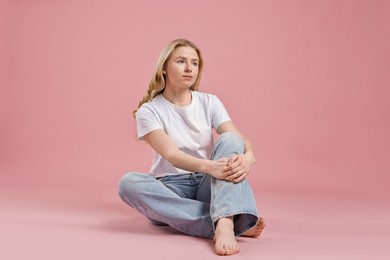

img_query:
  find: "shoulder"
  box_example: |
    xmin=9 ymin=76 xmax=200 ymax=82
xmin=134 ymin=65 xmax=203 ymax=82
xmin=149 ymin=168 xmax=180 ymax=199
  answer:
xmin=136 ymin=95 xmax=164 ymax=118
xmin=193 ymin=91 xmax=221 ymax=104
xmin=139 ymin=95 xmax=165 ymax=110
xmin=194 ymin=91 xmax=226 ymax=112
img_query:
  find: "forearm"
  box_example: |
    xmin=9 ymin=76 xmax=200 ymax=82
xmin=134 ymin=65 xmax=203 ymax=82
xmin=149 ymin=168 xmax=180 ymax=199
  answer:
xmin=167 ymin=150 xmax=212 ymax=174
xmin=242 ymin=136 xmax=256 ymax=165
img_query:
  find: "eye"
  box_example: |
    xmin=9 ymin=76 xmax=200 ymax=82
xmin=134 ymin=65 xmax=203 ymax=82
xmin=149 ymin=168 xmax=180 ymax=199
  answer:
xmin=193 ymin=62 xmax=198 ymax=66
xmin=177 ymin=60 xmax=184 ymax=64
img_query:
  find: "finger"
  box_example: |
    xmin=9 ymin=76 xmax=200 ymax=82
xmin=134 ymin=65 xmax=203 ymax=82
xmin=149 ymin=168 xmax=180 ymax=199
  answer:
xmin=223 ymin=166 xmax=231 ymax=173
xmin=221 ymin=169 xmax=233 ymax=178
xmin=222 ymin=167 xmax=241 ymax=178
xmin=218 ymin=158 xmax=229 ymax=164
xmin=229 ymin=154 xmax=239 ymax=163
xmin=224 ymin=164 xmax=242 ymax=176
xmin=217 ymin=159 xmax=229 ymax=168
xmin=225 ymin=171 xmax=246 ymax=183
xmin=227 ymin=161 xmax=241 ymax=171
xmin=226 ymin=169 xmax=245 ymax=181
xmin=233 ymin=171 xmax=248 ymax=183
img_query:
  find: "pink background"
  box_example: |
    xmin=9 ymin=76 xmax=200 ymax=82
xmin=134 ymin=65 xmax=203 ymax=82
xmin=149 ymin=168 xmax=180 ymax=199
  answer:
xmin=1 ymin=0 xmax=390 ymax=259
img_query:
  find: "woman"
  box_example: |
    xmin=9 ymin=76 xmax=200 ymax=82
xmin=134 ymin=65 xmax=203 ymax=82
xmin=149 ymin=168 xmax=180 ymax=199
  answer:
xmin=119 ymin=39 xmax=265 ymax=256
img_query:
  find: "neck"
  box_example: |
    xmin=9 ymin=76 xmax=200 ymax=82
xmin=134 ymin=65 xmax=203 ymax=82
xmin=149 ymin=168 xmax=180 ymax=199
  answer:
xmin=162 ymin=87 xmax=192 ymax=106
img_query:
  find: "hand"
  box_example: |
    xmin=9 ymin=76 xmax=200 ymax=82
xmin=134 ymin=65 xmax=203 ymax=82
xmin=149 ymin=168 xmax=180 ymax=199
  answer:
xmin=207 ymin=158 xmax=230 ymax=180
xmin=221 ymin=154 xmax=254 ymax=183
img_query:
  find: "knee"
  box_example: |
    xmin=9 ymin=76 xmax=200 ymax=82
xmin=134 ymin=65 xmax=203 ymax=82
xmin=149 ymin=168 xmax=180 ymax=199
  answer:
xmin=215 ymin=132 xmax=244 ymax=154
xmin=118 ymin=172 xmax=144 ymax=200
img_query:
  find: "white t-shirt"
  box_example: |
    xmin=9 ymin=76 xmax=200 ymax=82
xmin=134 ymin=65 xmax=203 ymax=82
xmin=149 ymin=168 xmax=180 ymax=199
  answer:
xmin=136 ymin=91 xmax=231 ymax=178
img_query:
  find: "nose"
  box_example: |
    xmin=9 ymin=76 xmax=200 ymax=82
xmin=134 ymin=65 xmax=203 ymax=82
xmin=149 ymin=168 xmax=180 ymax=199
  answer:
xmin=185 ymin=63 xmax=192 ymax=72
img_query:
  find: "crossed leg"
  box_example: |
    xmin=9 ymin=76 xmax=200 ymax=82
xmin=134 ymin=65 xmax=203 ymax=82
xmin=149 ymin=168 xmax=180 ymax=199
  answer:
xmin=241 ymin=217 xmax=266 ymax=238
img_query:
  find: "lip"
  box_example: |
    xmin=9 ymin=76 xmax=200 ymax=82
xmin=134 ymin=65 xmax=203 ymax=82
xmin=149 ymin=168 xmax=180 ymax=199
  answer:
xmin=182 ymin=75 xmax=193 ymax=79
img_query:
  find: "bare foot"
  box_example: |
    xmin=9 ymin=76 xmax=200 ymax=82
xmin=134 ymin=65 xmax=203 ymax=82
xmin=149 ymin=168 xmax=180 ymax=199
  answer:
xmin=213 ymin=217 xmax=240 ymax=256
xmin=241 ymin=217 xmax=266 ymax=238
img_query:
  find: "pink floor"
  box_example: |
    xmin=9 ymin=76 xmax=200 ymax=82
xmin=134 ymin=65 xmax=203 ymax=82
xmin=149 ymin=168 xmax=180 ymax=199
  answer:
xmin=2 ymin=185 xmax=389 ymax=260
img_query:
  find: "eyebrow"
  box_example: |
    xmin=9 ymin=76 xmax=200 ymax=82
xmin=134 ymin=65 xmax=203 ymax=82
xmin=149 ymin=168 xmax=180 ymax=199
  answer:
xmin=175 ymin=56 xmax=199 ymax=61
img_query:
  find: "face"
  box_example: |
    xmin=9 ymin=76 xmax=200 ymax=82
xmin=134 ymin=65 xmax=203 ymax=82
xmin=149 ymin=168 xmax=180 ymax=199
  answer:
xmin=164 ymin=46 xmax=199 ymax=90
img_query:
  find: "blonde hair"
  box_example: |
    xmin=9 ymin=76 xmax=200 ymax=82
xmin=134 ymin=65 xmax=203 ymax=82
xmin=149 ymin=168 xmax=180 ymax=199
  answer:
xmin=133 ymin=39 xmax=204 ymax=118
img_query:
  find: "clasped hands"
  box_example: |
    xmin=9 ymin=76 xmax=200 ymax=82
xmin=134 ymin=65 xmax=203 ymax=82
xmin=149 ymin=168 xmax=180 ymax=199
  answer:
xmin=210 ymin=154 xmax=254 ymax=183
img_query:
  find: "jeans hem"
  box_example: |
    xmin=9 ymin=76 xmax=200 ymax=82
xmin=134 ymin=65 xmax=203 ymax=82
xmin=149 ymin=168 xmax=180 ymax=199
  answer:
xmin=212 ymin=210 xmax=258 ymax=223
xmin=212 ymin=210 xmax=258 ymax=236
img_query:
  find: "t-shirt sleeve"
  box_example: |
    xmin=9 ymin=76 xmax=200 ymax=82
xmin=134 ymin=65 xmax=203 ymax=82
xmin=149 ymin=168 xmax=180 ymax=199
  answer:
xmin=135 ymin=105 xmax=163 ymax=140
xmin=211 ymin=95 xmax=231 ymax=130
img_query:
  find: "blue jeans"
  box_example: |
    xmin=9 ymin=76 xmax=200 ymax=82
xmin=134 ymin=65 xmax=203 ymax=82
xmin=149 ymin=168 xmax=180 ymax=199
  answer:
xmin=118 ymin=132 xmax=259 ymax=239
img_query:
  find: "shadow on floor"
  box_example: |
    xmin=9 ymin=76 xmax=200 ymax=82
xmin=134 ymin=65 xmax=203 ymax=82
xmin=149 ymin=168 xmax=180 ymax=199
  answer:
xmin=98 ymin=217 xmax=183 ymax=236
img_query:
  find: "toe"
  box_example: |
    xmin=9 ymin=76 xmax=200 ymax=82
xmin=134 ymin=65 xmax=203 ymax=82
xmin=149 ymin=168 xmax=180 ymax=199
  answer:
xmin=226 ymin=244 xmax=240 ymax=255
xmin=225 ymin=246 xmax=234 ymax=255
xmin=215 ymin=244 xmax=225 ymax=255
